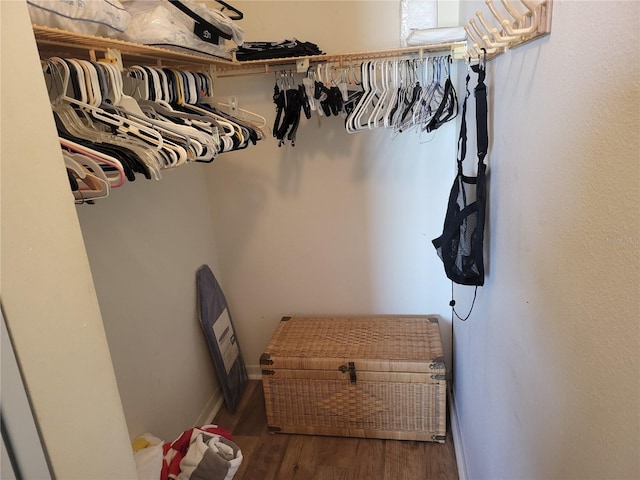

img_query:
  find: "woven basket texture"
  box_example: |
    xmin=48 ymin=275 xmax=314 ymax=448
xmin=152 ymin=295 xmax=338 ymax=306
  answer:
xmin=262 ymin=315 xmax=447 ymax=442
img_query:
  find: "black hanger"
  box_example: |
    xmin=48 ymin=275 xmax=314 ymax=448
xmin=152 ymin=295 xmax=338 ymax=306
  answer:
xmin=426 ymin=57 xmax=459 ymax=132
xmin=213 ymin=0 xmax=243 ymax=20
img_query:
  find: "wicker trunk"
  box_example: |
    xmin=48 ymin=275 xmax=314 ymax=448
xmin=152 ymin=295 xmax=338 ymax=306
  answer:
xmin=260 ymin=315 xmax=446 ymax=443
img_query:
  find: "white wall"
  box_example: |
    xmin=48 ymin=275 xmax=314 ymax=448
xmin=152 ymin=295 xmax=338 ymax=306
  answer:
xmin=70 ymin=0 xmax=460 ymax=443
xmin=0 ymin=1 xmax=138 ymax=478
xmin=454 ymin=1 xmax=640 ymax=479
xmin=208 ymin=0 xmax=459 ymax=375
xmin=228 ymin=1 xmax=400 ymax=51
xmin=76 ymin=165 xmax=223 ymax=441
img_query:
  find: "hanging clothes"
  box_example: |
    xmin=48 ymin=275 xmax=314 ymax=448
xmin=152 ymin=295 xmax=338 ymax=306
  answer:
xmin=271 ymin=57 xmax=459 ymax=147
xmin=272 ymin=72 xmax=311 ymax=147
xmin=43 ymin=56 xmax=263 ymax=203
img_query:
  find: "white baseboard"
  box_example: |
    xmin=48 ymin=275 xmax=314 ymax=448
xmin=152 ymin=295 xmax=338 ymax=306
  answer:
xmin=449 ymin=387 xmax=468 ymax=480
xmin=199 ymin=366 xmax=262 ymax=426
xmin=246 ymin=364 xmax=262 ymax=380
xmin=195 ymin=388 xmax=225 ymax=426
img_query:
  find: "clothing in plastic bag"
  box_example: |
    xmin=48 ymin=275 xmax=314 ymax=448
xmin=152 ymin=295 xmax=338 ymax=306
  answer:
xmin=27 ymin=0 xmax=131 ymax=37
xmin=120 ymin=0 xmax=244 ymax=59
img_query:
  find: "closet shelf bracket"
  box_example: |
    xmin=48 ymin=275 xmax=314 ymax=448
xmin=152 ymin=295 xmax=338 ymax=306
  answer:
xmin=295 ymin=58 xmax=309 ymax=74
xmin=104 ymin=48 xmax=124 ymax=71
xmin=451 ymin=44 xmax=468 ymax=61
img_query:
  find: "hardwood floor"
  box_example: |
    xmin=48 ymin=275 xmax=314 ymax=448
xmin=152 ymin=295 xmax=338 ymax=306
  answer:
xmin=213 ymin=380 xmax=459 ymax=480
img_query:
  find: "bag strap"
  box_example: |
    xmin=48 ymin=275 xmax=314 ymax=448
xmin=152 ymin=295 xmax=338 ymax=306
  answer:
xmin=456 ymin=72 xmax=471 ymax=176
xmin=471 ymin=61 xmax=488 ymax=166
xmin=449 ymin=63 xmax=487 ymax=319
xmin=167 ymin=0 xmax=233 ymax=43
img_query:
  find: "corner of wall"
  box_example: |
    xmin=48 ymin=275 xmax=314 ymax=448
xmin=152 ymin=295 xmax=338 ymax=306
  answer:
xmin=448 ymin=386 xmax=469 ymax=480
xmin=195 ymin=387 xmax=225 ymax=427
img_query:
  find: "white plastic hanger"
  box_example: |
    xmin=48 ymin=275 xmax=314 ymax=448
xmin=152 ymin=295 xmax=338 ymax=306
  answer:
xmin=60 ymin=138 xmax=126 ymax=188
xmin=46 ymin=58 xmax=166 ymax=179
xmin=47 ymin=58 xmax=166 ymax=151
xmin=367 ymin=60 xmax=390 ymax=130
xmin=64 ymin=153 xmax=110 ymax=202
xmin=345 ymin=62 xmax=369 ymax=132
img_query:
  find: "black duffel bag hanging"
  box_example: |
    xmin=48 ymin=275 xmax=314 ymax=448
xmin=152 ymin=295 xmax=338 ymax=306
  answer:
xmin=432 ymin=58 xmax=488 ymax=289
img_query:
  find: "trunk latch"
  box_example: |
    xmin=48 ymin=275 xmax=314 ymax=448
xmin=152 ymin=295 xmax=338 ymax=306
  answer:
xmin=338 ymin=361 xmax=357 ymax=384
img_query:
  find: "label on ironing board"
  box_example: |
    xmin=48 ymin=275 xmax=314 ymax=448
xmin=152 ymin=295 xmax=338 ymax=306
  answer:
xmin=212 ymin=308 xmax=239 ymax=373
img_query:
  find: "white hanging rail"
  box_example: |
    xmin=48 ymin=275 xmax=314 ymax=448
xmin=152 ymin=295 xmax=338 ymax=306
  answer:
xmin=464 ymin=0 xmax=553 ymax=60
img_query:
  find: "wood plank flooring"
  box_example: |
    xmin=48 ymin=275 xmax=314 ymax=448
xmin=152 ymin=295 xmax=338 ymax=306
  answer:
xmin=213 ymin=380 xmax=459 ymax=480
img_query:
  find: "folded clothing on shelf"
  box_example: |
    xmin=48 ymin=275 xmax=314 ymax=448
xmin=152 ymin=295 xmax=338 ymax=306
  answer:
xmin=406 ymin=26 xmax=466 ymax=46
xmin=235 ymin=39 xmax=323 ymax=61
xmin=119 ymin=0 xmax=244 ymax=59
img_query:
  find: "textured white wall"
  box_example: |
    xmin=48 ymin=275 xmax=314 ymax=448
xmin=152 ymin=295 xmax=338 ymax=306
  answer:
xmin=0 ymin=1 xmax=137 ymax=477
xmin=454 ymin=1 xmax=640 ymax=478
xmin=76 ymin=166 xmax=223 ymax=441
xmin=207 ymin=0 xmax=459 ymax=374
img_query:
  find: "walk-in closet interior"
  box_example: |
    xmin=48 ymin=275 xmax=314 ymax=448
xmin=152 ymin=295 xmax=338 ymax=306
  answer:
xmin=1 ymin=1 xmax=638 ymax=479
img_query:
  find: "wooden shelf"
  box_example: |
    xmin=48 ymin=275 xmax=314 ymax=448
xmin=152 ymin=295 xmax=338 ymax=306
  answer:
xmin=33 ymin=25 xmax=467 ymax=76
xmin=33 ymin=25 xmax=236 ymax=68
xmin=215 ymin=43 xmax=467 ymax=77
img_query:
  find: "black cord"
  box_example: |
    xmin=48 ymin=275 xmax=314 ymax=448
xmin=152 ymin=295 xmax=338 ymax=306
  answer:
xmin=450 ymin=282 xmax=478 ymax=321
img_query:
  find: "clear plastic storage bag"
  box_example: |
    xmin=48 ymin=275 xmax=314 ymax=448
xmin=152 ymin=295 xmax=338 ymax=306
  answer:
xmin=119 ymin=0 xmax=244 ymax=59
xmin=27 ymin=0 xmax=131 ymax=37
xmin=400 ymin=0 xmax=437 ymax=46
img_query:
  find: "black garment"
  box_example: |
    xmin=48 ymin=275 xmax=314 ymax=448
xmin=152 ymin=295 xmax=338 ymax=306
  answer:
xmin=67 ymin=168 xmax=79 ymax=191
xmin=236 ymin=40 xmax=323 ymax=61
xmin=425 ymin=76 xmax=458 ymax=132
